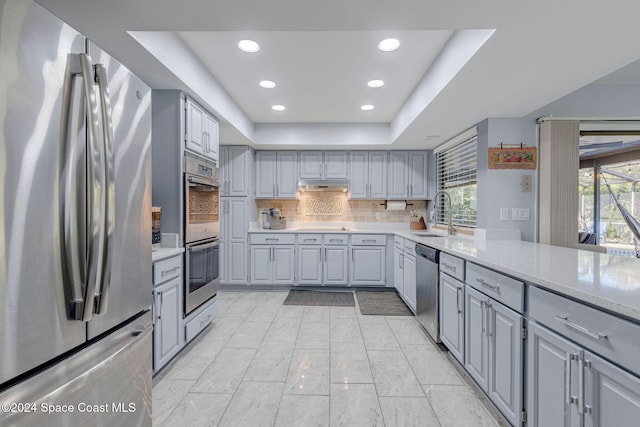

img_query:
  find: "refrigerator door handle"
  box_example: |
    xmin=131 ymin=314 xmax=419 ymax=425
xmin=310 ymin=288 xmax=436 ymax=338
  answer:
xmin=61 ymin=53 xmax=101 ymax=322
xmin=93 ymin=63 xmax=115 ymax=315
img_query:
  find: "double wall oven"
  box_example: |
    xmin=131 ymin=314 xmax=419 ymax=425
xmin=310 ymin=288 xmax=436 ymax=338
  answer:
xmin=184 ymin=153 xmax=220 ymax=316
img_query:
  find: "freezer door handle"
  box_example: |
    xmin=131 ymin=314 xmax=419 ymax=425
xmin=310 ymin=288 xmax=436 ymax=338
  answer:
xmin=93 ymin=63 xmax=115 ymax=315
xmin=61 ymin=53 xmax=101 ymax=322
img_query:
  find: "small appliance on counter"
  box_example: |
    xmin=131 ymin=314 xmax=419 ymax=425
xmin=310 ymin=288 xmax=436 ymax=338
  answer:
xmin=262 ymin=208 xmax=286 ymax=230
xmin=152 ymin=206 xmax=162 ymax=249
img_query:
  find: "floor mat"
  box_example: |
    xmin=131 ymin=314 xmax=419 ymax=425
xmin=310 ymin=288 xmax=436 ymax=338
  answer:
xmin=356 ymin=291 xmax=414 ymax=316
xmin=283 ymin=290 xmax=355 ymax=307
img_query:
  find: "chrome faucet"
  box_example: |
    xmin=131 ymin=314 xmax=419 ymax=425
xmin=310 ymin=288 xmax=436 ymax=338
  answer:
xmin=433 ymin=190 xmax=456 ymax=236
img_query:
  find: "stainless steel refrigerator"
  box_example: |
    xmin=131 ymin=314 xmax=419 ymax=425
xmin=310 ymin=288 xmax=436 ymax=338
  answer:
xmin=0 ymin=1 xmax=152 ymax=425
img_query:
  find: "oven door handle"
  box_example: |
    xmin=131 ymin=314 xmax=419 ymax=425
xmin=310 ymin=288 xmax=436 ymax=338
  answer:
xmin=187 ymin=175 xmax=218 ymax=187
xmin=189 ymin=241 xmax=219 ymax=251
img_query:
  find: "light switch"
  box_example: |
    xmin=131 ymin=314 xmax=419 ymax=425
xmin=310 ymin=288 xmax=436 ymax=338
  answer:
xmin=512 ymin=208 xmax=530 ymax=221
xmin=520 ymin=175 xmax=532 ymax=192
xmin=500 ymin=208 xmax=509 ymax=221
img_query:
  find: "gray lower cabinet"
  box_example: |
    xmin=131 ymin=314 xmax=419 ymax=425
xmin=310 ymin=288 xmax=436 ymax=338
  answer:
xmin=250 ymin=245 xmax=295 ymax=285
xmin=298 ymin=245 xmax=322 ymax=285
xmin=324 ymin=246 xmax=348 ymax=286
xmin=439 ymin=273 xmax=465 ymax=363
xmin=528 ymin=321 xmax=640 ymax=427
xmin=393 ymin=246 xmax=404 ymax=294
xmin=350 ymin=246 xmax=385 ymax=285
xmin=220 ymin=198 xmax=248 ymax=284
xmin=465 ymin=286 xmax=489 ymax=389
xmin=402 ymin=252 xmax=417 ymax=311
xmin=153 ymin=276 xmax=181 ymax=373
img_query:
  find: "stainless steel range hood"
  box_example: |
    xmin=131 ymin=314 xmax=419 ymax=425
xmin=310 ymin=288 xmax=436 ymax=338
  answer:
xmin=298 ymin=179 xmax=349 ymax=192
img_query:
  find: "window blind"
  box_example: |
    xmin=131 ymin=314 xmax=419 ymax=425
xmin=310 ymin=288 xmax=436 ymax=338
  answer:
xmin=436 ymin=135 xmax=478 ymax=227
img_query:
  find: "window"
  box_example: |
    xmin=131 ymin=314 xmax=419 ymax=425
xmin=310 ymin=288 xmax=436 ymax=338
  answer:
xmin=435 ymin=134 xmax=478 ymax=227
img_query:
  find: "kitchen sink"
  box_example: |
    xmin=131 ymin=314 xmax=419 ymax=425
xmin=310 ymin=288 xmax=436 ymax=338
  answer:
xmin=411 ymin=232 xmax=445 ymax=238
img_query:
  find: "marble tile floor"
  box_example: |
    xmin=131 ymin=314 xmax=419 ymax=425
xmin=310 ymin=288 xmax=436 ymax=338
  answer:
xmin=153 ymin=291 xmax=504 ymax=427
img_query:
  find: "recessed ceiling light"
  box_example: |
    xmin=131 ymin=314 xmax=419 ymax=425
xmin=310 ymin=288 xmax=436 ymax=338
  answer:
xmin=259 ymin=80 xmax=276 ymax=89
xmin=272 ymin=105 xmax=286 ymax=111
xmin=378 ymin=38 xmax=400 ymax=52
xmin=367 ymin=80 xmax=385 ymax=88
xmin=238 ymin=39 xmax=260 ymax=53
xmin=360 ymin=105 xmax=375 ymax=111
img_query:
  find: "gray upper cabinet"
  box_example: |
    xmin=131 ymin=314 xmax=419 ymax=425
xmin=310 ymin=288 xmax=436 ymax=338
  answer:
xmin=185 ymin=97 xmax=218 ymax=163
xmin=220 ymin=146 xmax=251 ymax=197
xmin=220 ymin=198 xmax=248 ymax=284
xmin=408 ymin=151 xmax=429 ymax=199
xmin=388 ymin=151 xmax=409 ymax=199
xmin=388 ymin=151 xmax=429 ymax=199
xmin=299 ymin=151 xmax=348 ymax=179
xmin=255 ymin=151 xmax=298 ymax=198
xmin=348 ymin=151 xmax=387 ymax=199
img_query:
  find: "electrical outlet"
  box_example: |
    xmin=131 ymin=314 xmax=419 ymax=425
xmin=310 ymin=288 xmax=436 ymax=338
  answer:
xmin=520 ymin=175 xmax=532 ymax=192
xmin=512 ymin=208 xmax=530 ymax=221
xmin=500 ymin=208 xmax=509 ymax=221
xmin=429 ymin=210 xmax=435 ymax=220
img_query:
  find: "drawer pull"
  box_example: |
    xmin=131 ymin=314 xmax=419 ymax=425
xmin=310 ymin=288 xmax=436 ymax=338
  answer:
xmin=329 ymin=239 xmax=342 ymax=243
xmin=554 ymin=315 xmax=608 ymax=341
xmin=476 ymin=278 xmax=499 ymax=292
xmin=265 ymin=238 xmax=279 ymax=242
xmin=362 ymin=239 xmax=376 ymax=243
xmin=443 ymin=263 xmax=457 ymax=273
xmin=303 ymin=238 xmax=318 ymax=242
xmin=161 ymin=266 xmax=180 ymax=276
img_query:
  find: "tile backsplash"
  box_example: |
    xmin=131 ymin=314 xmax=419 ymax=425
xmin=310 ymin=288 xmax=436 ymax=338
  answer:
xmin=257 ymin=192 xmax=426 ymax=223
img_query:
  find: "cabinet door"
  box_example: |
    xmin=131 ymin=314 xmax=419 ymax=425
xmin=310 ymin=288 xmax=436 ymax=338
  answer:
xmin=228 ymin=146 xmax=250 ymax=196
xmin=255 ymin=152 xmax=276 ymax=198
xmin=348 ymin=151 xmax=368 ymax=199
xmin=219 ymin=146 xmax=230 ymax=196
xmin=298 ymin=246 xmax=322 ymax=285
xmin=439 ymin=274 xmax=464 ymax=363
xmin=185 ymin=99 xmax=205 ymax=155
xmin=154 ymin=277 xmax=182 ymax=371
xmin=487 ymin=300 xmax=523 ymax=426
xmin=408 ymin=151 xmax=428 ymax=199
xmin=273 ymin=246 xmax=295 ymax=284
xmin=324 ymin=246 xmax=349 ymax=286
xmin=465 ymin=286 xmax=489 ymax=390
xmin=351 ymin=247 xmax=385 ymax=285
xmin=228 ymin=198 xmax=248 ymax=241
xmin=277 ymin=151 xmax=298 ymax=198
xmin=387 ymin=151 xmax=408 ymax=199
xmin=527 ymin=322 xmax=581 ymax=427
xmin=393 ymin=247 xmax=404 ymax=293
xmin=204 ymin=114 xmax=219 ymax=162
xmin=324 ymin=151 xmax=348 ymax=179
xmin=250 ymin=246 xmax=272 ymax=284
xmin=368 ymin=151 xmax=387 ymax=199
xmin=402 ymin=253 xmax=417 ymax=311
xmin=584 ymin=351 xmax=640 ymax=427
xmin=299 ymin=151 xmax=323 ymax=179
xmin=227 ymin=241 xmax=247 ymax=284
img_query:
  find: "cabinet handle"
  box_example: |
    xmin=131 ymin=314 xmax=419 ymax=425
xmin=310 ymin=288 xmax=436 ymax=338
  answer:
xmin=324 ymin=164 xmax=328 ymax=177
xmin=276 ymin=183 xmax=279 ymax=196
xmin=578 ymin=356 xmax=584 ymax=415
xmin=400 ymin=255 xmax=403 ymax=269
xmin=158 ymin=293 xmax=163 ymax=320
xmin=554 ymin=315 xmax=608 ymax=341
xmin=480 ymin=300 xmax=486 ymax=333
xmin=161 ymin=266 xmax=180 ymax=276
xmin=363 ymin=239 xmax=376 ymax=243
xmin=410 ymin=184 xmax=413 ymax=198
xmin=456 ymin=287 xmax=461 ymax=314
xmin=443 ymin=263 xmax=457 ymax=273
xmin=476 ymin=278 xmax=500 ymax=292
xmin=265 ymin=238 xmax=279 ymax=242
xmin=565 ymin=353 xmax=572 ymax=405
xmin=226 ymin=181 xmax=229 ymax=195
xmin=486 ymin=302 xmax=492 ymax=337
xmin=352 ymin=248 xmax=354 ymax=262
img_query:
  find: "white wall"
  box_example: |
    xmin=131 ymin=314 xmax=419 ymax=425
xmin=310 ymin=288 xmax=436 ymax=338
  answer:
xmin=476 ymin=118 xmax=537 ymax=242
xmin=254 ymin=123 xmax=390 ymax=148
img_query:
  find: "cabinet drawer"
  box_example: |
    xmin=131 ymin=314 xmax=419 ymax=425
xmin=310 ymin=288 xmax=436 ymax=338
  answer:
xmin=324 ymin=234 xmax=349 ymax=245
xmin=297 ymin=234 xmax=322 ymax=245
xmin=351 ymin=234 xmax=386 ymax=246
xmin=394 ymin=235 xmax=404 ymax=249
xmin=529 ymin=286 xmax=640 ymax=375
xmin=439 ymin=252 xmax=465 ymax=282
xmin=185 ymin=299 xmax=218 ymax=342
xmin=153 ymin=255 xmax=182 ymax=285
xmin=403 ymin=238 xmax=416 ymax=254
xmin=466 ymin=263 xmax=523 ymax=313
xmin=250 ymin=233 xmax=296 ymax=245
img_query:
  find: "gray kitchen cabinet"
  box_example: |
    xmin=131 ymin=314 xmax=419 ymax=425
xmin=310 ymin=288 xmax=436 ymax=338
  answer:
xmin=348 ymin=151 xmax=387 ymax=199
xmin=402 ymin=252 xmax=417 ymax=311
xmin=185 ymin=97 xmax=218 ymax=163
xmin=393 ymin=246 xmax=404 ymax=294
xmin=299 ymin=151 xmax=348 ymax=179
xmin=220 ymin=145 xmax=251 ymax=197
xmin=220 ymin=198 xmax=248 ymax=284
xmin=407 ymin=151 xmax=429 ymax=199
xmin=465 ymin=285 xmax=489 ymax=390
xmin=350 ymin=246 xmax=386 ymax=286
xmin=387 ymin=151 xmax=409 ymax=199
xmin=527 ymin=322 xmax=581 ymax=427
xmin=255 ymin=151 xmax=298 ymax=198
xmin=298 ymin=245 xmax=322 ymax=285
xmin=153 ymin=276 xmax=182 ymax=373
xmin=324 ymin=245 xmax=349 ymax=286
xmin=250 ymin=245 xmax=295 ymax=285
xmin=439 ymin=273 xmax=465 ymax=363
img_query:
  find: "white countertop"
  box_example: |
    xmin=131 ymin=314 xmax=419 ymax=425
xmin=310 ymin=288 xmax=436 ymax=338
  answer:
xmin=248 ymin=224 xmax=640 ymax=322
xmin=151 ymin=233 xmax=184 ymax=262
xmin=396 ymin=232 xmax=640 ymax=323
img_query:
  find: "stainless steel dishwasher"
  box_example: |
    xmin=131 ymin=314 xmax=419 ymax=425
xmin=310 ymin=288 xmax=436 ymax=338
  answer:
xmin=415 ymin=244 xmax=440 ymax=343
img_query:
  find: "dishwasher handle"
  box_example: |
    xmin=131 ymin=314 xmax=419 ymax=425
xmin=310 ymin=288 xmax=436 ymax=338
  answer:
xmin=415 ymin=244 xmax=439 ymax=263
